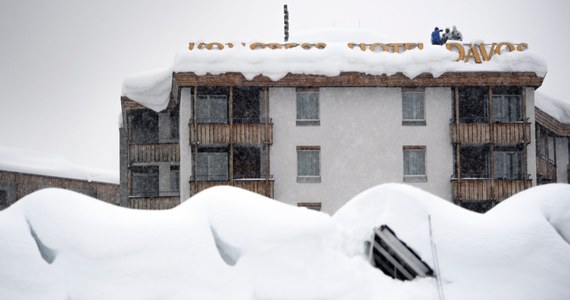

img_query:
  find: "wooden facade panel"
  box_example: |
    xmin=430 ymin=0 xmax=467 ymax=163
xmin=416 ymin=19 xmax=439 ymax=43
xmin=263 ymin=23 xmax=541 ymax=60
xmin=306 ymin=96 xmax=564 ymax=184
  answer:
xmin=175 ymin=72 xmax=544 ymax=88
xmin=190 ymin=180 xmax=274 ymax=198
xmin=0 ymin=170 xmax=119 ymax=208
xmin=190 ymin=123 xmax=273 ymax=145
xmin=128 ymin=197 xmax=180 ymax=210
xmin=130 ymin=144 xmax=180 ymax=163
xmin=452 ymin=179 xmax=532 ymax=201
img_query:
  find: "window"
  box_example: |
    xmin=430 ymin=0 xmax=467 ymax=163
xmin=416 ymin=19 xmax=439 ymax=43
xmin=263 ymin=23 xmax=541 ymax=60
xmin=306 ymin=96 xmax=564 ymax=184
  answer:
xmin=402 ymin=90 xmax=425 ymax=125
xmin=297 ymin=146 xmax=321 ymax=183
xmin=459 ymin=145 xmax=490 ymax=178
xmin=296 ymin=88 xmax=319 ymax=126
xmin=170 ymin=108 xmax=179 ymax=139
xmin=0 ymin=190 xmax=7 ymax=207
xmin=494 ymin=148 xmax=523 ymax=179
xmin=130 ymin=110 xmax=158 ymax=144
xmin=170 ymin=165 xmax=180 ymax=192
xmin=458 ymin=87 xmax=488 ymax=123
xmin=196 ymin=150 xmax=229 ymax=181
xmin=492 ymin=87 xmax=522 ymax=122
xmin=403 ymin=146 xmax=427 ymax=182
xmin=131 ymin=166 xmax=159 ymax=197
xmin=197 ymin=95 xmax=228 ymax=123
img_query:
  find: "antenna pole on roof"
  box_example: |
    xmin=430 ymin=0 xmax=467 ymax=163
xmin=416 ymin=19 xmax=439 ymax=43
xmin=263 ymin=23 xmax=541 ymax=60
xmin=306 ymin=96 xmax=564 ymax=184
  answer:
xmin=284 ymin=4 xmax=289 ymax=42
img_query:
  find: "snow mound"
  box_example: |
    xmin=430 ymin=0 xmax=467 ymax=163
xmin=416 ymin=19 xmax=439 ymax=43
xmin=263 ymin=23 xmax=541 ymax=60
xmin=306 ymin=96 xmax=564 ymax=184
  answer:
xmin=0 ymin=146 xmax=118 ymax=184
xmin=1 ymin=183 xmax=569 ymax=300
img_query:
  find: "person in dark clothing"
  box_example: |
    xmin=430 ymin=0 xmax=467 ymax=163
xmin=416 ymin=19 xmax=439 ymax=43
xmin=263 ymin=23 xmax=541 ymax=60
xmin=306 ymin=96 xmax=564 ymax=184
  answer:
xmin=431 ymin=27 xmax=442 ymax=45
xmin=442 ymin=28 xmax=451 ymax=44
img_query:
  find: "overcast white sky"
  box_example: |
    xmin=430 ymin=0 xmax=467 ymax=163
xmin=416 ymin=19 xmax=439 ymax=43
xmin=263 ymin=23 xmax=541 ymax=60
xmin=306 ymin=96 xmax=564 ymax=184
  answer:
xmin=1 ymin=0 xmax=569 ymax=172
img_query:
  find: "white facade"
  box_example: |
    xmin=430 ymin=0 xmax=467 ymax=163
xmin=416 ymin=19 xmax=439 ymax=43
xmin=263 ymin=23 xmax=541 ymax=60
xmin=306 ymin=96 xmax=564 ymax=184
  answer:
xmin=270 ymin=87 xmax=453 ymax=213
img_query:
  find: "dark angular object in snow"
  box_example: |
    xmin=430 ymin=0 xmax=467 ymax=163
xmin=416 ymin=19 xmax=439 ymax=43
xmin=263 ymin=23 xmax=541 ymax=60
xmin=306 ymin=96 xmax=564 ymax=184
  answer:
xmin=368 ymin=225 xmax=433 ymax=280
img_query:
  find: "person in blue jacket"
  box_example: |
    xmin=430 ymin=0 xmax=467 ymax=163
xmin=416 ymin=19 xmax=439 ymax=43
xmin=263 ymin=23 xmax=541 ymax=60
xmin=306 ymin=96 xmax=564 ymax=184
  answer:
xmin=431 ymin=27 xmax=442 ymax=45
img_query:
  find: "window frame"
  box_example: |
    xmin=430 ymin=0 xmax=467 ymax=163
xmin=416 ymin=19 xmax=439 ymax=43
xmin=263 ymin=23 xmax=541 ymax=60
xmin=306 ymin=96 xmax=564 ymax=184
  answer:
xmin=297 ymin=146 xmax=321 ymax=183
xmin=402 ymin=89 xmax=426 ymax=126
xmin=493 ymin=147 xmax=523 ymax=180
xmin=296 ymin=88 xmax=320 ymax=126
xmin=403 ymin=145 xmax=427 ymax=182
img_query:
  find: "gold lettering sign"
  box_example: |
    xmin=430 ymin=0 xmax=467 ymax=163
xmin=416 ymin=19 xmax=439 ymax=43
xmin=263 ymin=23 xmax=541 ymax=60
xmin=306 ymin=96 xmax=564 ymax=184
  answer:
xmin=446 ymin=42 xmax=527 ymax=63
xmin=186 ymin=41 xmax=528 ymax=64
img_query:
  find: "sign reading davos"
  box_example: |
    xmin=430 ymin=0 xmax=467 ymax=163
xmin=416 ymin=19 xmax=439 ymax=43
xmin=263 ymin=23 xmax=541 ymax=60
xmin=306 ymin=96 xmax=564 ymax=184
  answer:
xmin=188 ymin=41 xmax=528 ymax=64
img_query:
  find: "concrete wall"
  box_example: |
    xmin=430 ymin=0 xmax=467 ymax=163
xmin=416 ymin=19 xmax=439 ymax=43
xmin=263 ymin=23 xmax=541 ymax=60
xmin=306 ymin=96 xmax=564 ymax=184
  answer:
xmin=526 ymin=88 xmax=538 ymax=186
xmin=179 ymin=88 xmax=192 ymax=201
xmin=270 ymin=87 xmax=453 ymax=214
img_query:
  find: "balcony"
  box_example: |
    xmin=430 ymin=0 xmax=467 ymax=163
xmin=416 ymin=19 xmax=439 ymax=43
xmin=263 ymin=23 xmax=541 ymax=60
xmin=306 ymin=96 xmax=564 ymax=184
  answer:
xmin=129 ymin=143 xmax=180 ymax=163
xmin=190 ymin=178 xmax=274 ymax=198
xmin=451 ymin=178 xmax=532 ymax=202
xmin=128 ymin=196 xmax=180 ymax=210
xmin=189 ymin=119 xmax=273 ymax=145
xmin=450 ymin=122 xmax=531 ymax=144
xmin=537 ymin=155 xmax=557 ymax=183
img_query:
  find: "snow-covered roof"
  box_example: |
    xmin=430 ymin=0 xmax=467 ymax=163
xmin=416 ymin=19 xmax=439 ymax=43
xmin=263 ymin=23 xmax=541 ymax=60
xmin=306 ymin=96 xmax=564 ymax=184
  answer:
xmin=0 ymin=146 xmax=119 ymax=184
xmin=535 ymin=92 xmax=570 ymax=124
xmin=121 ymin=29 xmax=547 ymax=112
xmin=2 ymin=183 xmax=570 ymax=299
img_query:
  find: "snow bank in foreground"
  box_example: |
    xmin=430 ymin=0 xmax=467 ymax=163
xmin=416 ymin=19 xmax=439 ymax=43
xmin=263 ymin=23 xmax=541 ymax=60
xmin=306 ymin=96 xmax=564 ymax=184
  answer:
xmin=536 ymin=92 xmax=570 ymax=124
xmin=1 ymin=183 xmax=569 ymax=300
xmin=0 ymin=146 xmax=118 ymax=184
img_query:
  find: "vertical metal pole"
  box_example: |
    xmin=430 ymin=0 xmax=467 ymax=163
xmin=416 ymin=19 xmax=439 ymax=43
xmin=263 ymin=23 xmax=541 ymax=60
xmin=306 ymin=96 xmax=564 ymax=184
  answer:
xmin=284 ymin=4 xmax=289 ymax=42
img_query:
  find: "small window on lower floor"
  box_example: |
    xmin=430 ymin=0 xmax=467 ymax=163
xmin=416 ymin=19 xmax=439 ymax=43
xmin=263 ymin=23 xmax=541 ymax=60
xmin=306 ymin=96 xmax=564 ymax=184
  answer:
xmin=297 ymin=146 xmax=321 ymax=183
xmin=131 ymin=165 xmax=159 ymax=197
xmin=403 ymin=146 xmax=427 ymax=182
xmin=170 ymin=165 xmax=180 ymax=192
xmin=0 ymin=190 xmax=7 ymax=207
xmin=297 ymin=202 xmax=322 ymax=211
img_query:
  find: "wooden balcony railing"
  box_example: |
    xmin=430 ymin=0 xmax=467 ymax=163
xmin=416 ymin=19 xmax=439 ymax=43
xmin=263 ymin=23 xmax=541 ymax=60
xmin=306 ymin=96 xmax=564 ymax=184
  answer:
xmin=190 ymin=179 xmax=274 ymax=198
xmin=537 ymin=156 xmax=557 ymax=182
xmin=129 ymin=143 xmax=180 ymax=163
xmin=451 ymin=122 xmax=531 ymax=144
xmin=189 ymin=122 xmax=273 ymax=145
xmin=128 ymin=196 xmax=180 ymax=210
xmin=451 ymin=178 xmax=532 ymax=201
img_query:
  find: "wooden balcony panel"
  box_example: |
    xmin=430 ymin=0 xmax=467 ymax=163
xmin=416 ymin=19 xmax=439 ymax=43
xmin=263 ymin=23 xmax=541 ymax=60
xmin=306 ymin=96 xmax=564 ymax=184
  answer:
xmin=495 ymin=179 xmax=532 ymax=201
xmin=190 ymin=123 xmax=273 ymax=145
xmin=452 ymin=179 xmax=532 ymax=201
xmin=130 ymin=144 xmax=180 ymax=163
xmin=452 ymin=179 xmax=492 ymax=201
xmin=493 ymin=123 xmax=531 ymax=144
xmin=451 ymin=123 xmax=491 ymax=144
xmin=191 ymin=180 xmax=274 ymax=198
xmin=128 ymin=196 xmax=180 ymax=210
xmin=537 ymin=156 xmax=557 ymax=182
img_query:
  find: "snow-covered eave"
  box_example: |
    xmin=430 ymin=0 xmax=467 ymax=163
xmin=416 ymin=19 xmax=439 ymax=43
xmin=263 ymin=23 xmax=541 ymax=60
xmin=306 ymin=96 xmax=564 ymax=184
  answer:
xmin=122 ymin=42 xmax=547 ymax=112
xmin=0 ymin=146 xmax=120 ymax=185
xmin=535 ymin=108 xmax=570 ymax=137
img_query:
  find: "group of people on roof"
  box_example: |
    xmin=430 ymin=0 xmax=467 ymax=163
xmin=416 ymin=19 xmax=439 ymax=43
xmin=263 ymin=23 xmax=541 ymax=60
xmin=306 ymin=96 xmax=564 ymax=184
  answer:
xmin=431 ymin=26 xmax=462 ymax=45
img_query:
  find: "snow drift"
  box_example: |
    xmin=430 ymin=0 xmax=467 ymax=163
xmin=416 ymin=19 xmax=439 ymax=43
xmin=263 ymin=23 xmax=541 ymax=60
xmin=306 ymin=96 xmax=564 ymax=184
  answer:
xmin=1 ymin=183 xmax=569 ymax=300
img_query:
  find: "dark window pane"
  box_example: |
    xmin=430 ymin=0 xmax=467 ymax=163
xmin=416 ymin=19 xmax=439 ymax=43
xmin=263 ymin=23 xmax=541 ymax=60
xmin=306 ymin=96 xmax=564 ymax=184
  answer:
xmin=131 ymin=166 xmax=159 ymax=197
xmin=459 ymin=87 xmax=488 ymax=123
xmin=130 ymin=110 xmax=159 ymax=144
